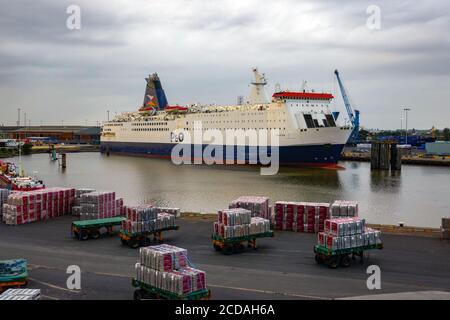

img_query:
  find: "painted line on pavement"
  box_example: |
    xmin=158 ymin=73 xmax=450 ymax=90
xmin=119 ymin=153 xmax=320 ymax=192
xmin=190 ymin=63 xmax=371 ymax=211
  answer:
xmin=28 ymin=277 xmax=80 ymax=294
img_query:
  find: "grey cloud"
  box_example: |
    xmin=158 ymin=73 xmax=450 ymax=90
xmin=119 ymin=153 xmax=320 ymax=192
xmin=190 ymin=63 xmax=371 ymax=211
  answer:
xmin=0 ymin=0 xmax=449 ymax=129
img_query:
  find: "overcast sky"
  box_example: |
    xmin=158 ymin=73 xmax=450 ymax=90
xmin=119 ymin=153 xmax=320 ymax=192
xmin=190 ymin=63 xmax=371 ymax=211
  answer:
xmin=0 ymin=0 xmax=449 ymax=129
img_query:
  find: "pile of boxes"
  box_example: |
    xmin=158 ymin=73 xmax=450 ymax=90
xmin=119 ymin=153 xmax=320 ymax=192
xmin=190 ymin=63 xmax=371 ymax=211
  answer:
xmin=71 ymin=188 xmax=95 ymax=216
xmin=273 ymin=202 xmax=330 ymax=233
xmin=2 ymin=187 xmax=75 ymax=225
xmin=317 ymin=217 xmax=382 ymax=251
xmin=329 ymin=200 xmax=359 ymax=217
xmin=229 ymin=196 xmax=271 ymax=219
xmin=135 ymin=245 xmax=207 ymax=296
xmin=121 ymin=204 xmax=176 ymax=234
xmin=78 ymin=191 xmax=125 ymax=220
xmin=0 ymin=188 xmax=11 ymax=220
xmin=213 ymin=208 xmax=271 ymax=239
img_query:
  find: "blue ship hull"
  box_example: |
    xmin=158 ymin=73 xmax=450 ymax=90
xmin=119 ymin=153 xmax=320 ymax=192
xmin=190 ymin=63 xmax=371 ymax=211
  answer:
xmin=100 ymin=142 xmax=345 ymax=166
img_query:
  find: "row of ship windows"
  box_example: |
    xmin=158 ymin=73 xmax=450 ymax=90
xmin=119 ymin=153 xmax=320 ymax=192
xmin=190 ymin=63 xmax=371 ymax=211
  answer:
xmin=132 ymin=128 xmax=170 ymax=132
xmin=183 ymin=128 xmax=288 ymax=131
xmin=132 ymin=122 xmax=168 ymax=126
xmin=106 ymin=123 xmax=123 ymax=127
xmin=195 ymin=111 xmax=286 ymax=117
xmin=186 ymin=119 xmax=286 ymax=125
xmin=289 ymin=104 xmax=327 ymax=107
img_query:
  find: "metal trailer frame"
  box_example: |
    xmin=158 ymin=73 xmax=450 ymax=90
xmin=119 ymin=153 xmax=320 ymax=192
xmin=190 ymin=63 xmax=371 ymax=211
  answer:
xmin=314 ymin=243 xmax=383 ymax=268
xmin=119 ymin=226 xmax=180 ymax=249
xmin=212 ymin=231 xmax=274 ymax=255
xmin=132 ymin=279 xmax=210 ymax=300
xmin=71 ymin=216 xmax=126 ymax=241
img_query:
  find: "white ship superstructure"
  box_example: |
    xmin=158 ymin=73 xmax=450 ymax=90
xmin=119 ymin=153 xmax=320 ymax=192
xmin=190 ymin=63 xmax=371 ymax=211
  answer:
xmin=101 ymin=69 xmax=352 ymax=166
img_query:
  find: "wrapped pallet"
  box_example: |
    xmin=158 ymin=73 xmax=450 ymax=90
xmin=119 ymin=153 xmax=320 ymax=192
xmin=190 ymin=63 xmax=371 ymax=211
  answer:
xmin=79 ymin=191 xmax=123 ymax=220
xmin=318 ymin=217 xmax=381 ymax=251
xmin=121 ymin=205 xmax=176 ymax=234
xmin=135 ymin=245 xmax=207 ymax=296
xmin=214 ymin=209 xmax=270 ymax=239
xmin=273 ymin=201 xmax=330 ymax=233
xmin=229 ymin=196 xmax=270 ymax=219
xmin=3 ymin=187 xmax=75 ymax=225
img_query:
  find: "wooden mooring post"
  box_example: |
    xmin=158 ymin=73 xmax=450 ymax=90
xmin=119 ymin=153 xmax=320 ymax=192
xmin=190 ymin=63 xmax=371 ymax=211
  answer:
xmin=61 ymin=153 xmax=67 ymax=169
xmin=371 ymin=141 xmax=402 ymax=171
xmin=390 ymin=143 xmax=402 ymax=171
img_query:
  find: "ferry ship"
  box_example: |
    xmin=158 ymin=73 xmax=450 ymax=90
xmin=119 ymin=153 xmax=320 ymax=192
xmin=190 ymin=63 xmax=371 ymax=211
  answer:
xmin=100 ymin=69 xmax=352 ymax=166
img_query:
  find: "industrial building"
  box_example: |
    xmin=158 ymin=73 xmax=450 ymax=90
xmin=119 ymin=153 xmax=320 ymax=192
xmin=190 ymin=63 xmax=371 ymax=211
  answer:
xmin=0 ymin=126 xmax=101 ymax=144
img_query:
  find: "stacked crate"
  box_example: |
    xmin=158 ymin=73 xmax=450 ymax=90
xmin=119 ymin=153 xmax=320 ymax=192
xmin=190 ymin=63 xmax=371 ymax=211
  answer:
xmin=135 ymin=244 xmax=207 ymax=296
xmin=79 ymin=191 xmax=125 ymax=220
xmin=229 ymin=196 xmax=270 ymax=219
xmin=213 ymin=208 xmax=271 ymax=239
xmin=2 ymin=187 xmax=75 ymax=225
xmin=121 ymin=204 xmax=176 ymax=234
xmin=273 ymin=202 xmax=330 ymax=233
xmin=0 ymin=188 xmax=11 ymax=221
xmin=72 ymin=188 xmax=95 ymax=216
xmin=317 ymin=217 xmax=382 ymax=250
xmin=329 ymin=200 xmax=358 ymax=217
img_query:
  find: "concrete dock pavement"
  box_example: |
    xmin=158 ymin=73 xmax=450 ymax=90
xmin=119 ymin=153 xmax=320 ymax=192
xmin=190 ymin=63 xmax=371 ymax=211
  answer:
xmin=0 ymin=216 xmax=449 ymax=300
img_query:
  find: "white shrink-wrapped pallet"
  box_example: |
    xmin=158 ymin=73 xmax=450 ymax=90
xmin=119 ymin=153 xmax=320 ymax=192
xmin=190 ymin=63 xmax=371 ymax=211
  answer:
xmin=229 ymin=196 xmax=271 ymax=219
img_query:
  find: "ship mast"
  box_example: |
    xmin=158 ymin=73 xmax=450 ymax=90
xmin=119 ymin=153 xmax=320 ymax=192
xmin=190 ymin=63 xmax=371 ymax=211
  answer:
xmin=248 ymin=68 xmax=269 ymax=104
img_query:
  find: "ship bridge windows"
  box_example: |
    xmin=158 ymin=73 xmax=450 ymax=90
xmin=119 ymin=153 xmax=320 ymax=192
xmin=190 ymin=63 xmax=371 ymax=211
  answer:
xmin=303 ymin=114 xmax=315 ymax=128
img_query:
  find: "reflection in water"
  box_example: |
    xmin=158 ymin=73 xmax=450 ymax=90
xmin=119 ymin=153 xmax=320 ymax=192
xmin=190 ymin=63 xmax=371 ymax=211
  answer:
xmin=5 ymin=153 xmax=450 ymax=228
xmin=370 ymin=170 xmax=402 ymax=193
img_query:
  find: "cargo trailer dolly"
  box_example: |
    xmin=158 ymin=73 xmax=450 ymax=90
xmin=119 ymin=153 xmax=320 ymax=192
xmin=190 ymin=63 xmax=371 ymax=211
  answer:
xmin=71 ymin=217 xmax=126 ymax=241
xmin=314 ymin=243 xmax=383 ymax=269
xmin=212 ymin=231 xmax=274 ymax=255
xmin=132 ymin=279 xmax=211 ymax=300
xmin=0 ymin=279 xmax=28 ymax=293
xmin=0 ymin=259 xmax=28 ymax=293
xmin=119 ymin=226 xmax=180 ymax=249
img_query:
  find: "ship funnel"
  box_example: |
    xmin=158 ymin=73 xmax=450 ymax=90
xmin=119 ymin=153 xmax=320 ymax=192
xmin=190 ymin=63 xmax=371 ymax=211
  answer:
xmin=141 ymin=73 xmax=169 ymax=111
xmin=248 ymin=67 xmax=269 ymax=104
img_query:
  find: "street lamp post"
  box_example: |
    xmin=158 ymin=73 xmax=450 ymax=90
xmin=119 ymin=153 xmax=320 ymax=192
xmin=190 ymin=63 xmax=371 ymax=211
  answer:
xmin=404 ymin=108 xmax=411 ymax=145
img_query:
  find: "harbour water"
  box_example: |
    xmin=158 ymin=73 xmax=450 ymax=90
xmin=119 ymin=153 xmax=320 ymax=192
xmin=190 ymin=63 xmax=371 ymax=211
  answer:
xmin=6 ymin=152 xmax=450 ymax=228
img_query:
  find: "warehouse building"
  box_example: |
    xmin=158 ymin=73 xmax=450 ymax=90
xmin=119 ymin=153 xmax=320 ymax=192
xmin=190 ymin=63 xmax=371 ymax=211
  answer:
xmin=0 ymin=126 xmax=101 ymax=144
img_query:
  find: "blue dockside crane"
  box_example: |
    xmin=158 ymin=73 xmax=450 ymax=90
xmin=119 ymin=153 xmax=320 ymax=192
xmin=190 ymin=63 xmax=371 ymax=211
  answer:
xmin=334 ymin=70 xmax=360 ymax=144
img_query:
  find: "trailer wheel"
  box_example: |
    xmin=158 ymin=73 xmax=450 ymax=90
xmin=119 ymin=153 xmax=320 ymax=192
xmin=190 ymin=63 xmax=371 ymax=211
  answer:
xmin=133 ymin=289 xmax=145 ymax=300
xmin=340 ymin=255 xmax=351 ymax=267
xmin=79 ymin=230 xmax=89 ymax=241
xmin=129 ymin=238 xmax=140 ymax=249
xmin=91 ymin=229 xmax=100 ymax=240
xmin=233 ymin=243 xmax=244 ymax=253
xmin=120 ymin=238 xmax=128 ymax=246
xmin=213 ymin=243 xmax=220 ymax=251
xmin=315 ymin=253 xmax=322 ymax=264
xmin=327 ymin=256 xmax=339 ymax=269
xmin=223 ymin=245 xmax=233 ymax=255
